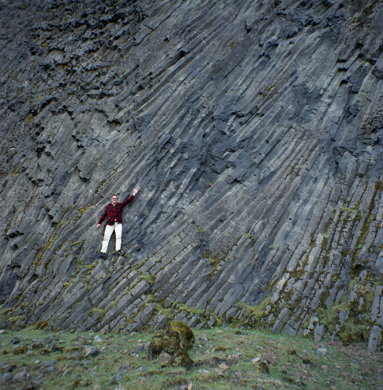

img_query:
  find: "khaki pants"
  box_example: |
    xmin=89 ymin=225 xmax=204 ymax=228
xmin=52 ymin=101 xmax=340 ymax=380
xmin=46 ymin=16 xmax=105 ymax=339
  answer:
xmin=101 ymin=223 xmax=122 ymax=253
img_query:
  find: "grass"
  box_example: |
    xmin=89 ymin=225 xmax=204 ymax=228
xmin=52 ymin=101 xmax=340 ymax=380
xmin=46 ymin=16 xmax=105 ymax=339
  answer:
xmin=0 ymin=327 xmax=382 ymax=389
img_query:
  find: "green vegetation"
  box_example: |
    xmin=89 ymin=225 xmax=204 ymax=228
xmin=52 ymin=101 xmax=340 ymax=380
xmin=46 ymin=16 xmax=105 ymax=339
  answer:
xmin=173 ymin=303 xmax=205 ymax=317
xmin=207 ymin=255 xmax=223 ymax=278
xmin=23 ymin=112 xmax=35 ymax=123
xmin=138 ymin=272 xmax=156 ymax=285
xmin=0 ymin=327 xmax=381 ymax=390
xmin=317 ymin=278 xmax=377 ymax=345
xmin=89 ymin=307 xmax=107 ymax=320
xmin=238 ymin=297 xmax=273 ymax=328
xmin=168 ymin=321 xmax=195 ymax=350
xmin=33 ymin=233 xmax=58 ymax=268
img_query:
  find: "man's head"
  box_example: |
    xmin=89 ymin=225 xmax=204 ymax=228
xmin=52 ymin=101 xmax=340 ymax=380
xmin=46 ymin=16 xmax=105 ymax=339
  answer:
xmin=111 ymin=195 xmax=119 ymax=205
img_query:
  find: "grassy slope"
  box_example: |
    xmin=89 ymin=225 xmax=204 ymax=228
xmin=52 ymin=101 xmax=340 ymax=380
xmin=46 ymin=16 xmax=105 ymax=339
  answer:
xmin=0 ymin=327 xmax=382 ymax=390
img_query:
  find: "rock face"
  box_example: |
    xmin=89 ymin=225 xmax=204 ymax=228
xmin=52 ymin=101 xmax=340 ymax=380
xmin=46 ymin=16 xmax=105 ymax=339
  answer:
xmin=0 ymin=0 xmax=382 ymax=350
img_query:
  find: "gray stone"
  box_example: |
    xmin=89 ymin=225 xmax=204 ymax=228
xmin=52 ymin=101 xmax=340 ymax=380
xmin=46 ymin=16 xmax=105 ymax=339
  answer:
xmin=13 ymin=369 xmax=29 ymax=380
xmin=313 ymin=324 xmax=325 ymax=343
xmin=375 ymin=253 xmax=383 ymax=274
xmin=135 ymin=343 xmax=146 ymax=354
xmin=2 ymin=373 xmax=13 ymax=381
xmin=158 ymin=352 xmax=172 ymax=365
xmin=368 ymin=326 xmax=382 ymax=352
xmin=84 ymin=346 xmax=100 ymax=357
xmin=316 ymin=347 xmax=328 ymax=356
xmin=0 ymin=0 xmax=382 ymax=352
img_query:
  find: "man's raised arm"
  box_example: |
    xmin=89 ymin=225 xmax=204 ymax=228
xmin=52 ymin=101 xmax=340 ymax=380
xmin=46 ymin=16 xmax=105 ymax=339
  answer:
xmin=121 ymin=187 xmax=139 ymax=207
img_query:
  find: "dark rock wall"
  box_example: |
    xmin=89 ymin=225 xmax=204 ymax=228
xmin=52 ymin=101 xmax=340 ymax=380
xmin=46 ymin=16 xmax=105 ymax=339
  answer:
xmin=0 ymin=0 xmax=382 ymax=350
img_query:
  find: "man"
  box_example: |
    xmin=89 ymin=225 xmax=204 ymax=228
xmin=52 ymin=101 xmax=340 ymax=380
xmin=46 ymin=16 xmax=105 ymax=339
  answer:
xmin=96 ymin=188 xmax=139 ymax=257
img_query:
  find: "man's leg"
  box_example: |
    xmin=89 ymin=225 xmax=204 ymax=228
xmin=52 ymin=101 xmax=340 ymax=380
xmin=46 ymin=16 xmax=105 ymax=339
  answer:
xmin=115 ymin=223 xmax=122 ymax=251
xmin=101 ymin=224 xmax=115 ymax=253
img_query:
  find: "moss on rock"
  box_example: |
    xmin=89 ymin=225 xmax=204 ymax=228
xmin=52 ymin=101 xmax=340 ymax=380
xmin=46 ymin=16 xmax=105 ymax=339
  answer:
xmin=169 ymin=320 xmax=195 ymax=349
xmin=148 ymin=320 xmax=195 ymax=368
xmin=148 ymin=329 xmax=182 ymax=357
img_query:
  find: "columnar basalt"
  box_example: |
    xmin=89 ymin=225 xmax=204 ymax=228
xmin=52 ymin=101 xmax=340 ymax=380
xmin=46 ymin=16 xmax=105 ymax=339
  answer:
xmin=0 ymin=0 xmax=382 ymax=351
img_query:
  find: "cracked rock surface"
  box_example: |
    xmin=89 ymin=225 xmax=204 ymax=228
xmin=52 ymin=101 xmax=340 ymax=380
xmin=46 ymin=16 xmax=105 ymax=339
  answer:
xmin=0 ymin=0 xmax=382 ymax=351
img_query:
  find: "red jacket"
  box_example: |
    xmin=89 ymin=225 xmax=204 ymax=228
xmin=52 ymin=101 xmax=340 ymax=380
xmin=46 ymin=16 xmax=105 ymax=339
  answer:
xmin=98 ymin=194 xmax=135 ymax=226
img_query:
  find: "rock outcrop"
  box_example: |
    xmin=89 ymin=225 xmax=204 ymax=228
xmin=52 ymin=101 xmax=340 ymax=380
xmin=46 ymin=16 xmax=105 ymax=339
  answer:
xmin=0 ymin=0 xmax=382 ymax=351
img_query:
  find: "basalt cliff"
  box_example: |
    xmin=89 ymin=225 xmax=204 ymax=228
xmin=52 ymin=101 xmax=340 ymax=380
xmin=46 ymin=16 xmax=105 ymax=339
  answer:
xmin=0 ymin=0 xmax=383 ymax=351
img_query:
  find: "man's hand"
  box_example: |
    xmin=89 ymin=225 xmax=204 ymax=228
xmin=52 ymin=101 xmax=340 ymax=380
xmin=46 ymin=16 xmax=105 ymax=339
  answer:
xmin=132 ymin=187 xmax=139 ymax=196
xmin=96 ymin=224 xmax=101 ymax=229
